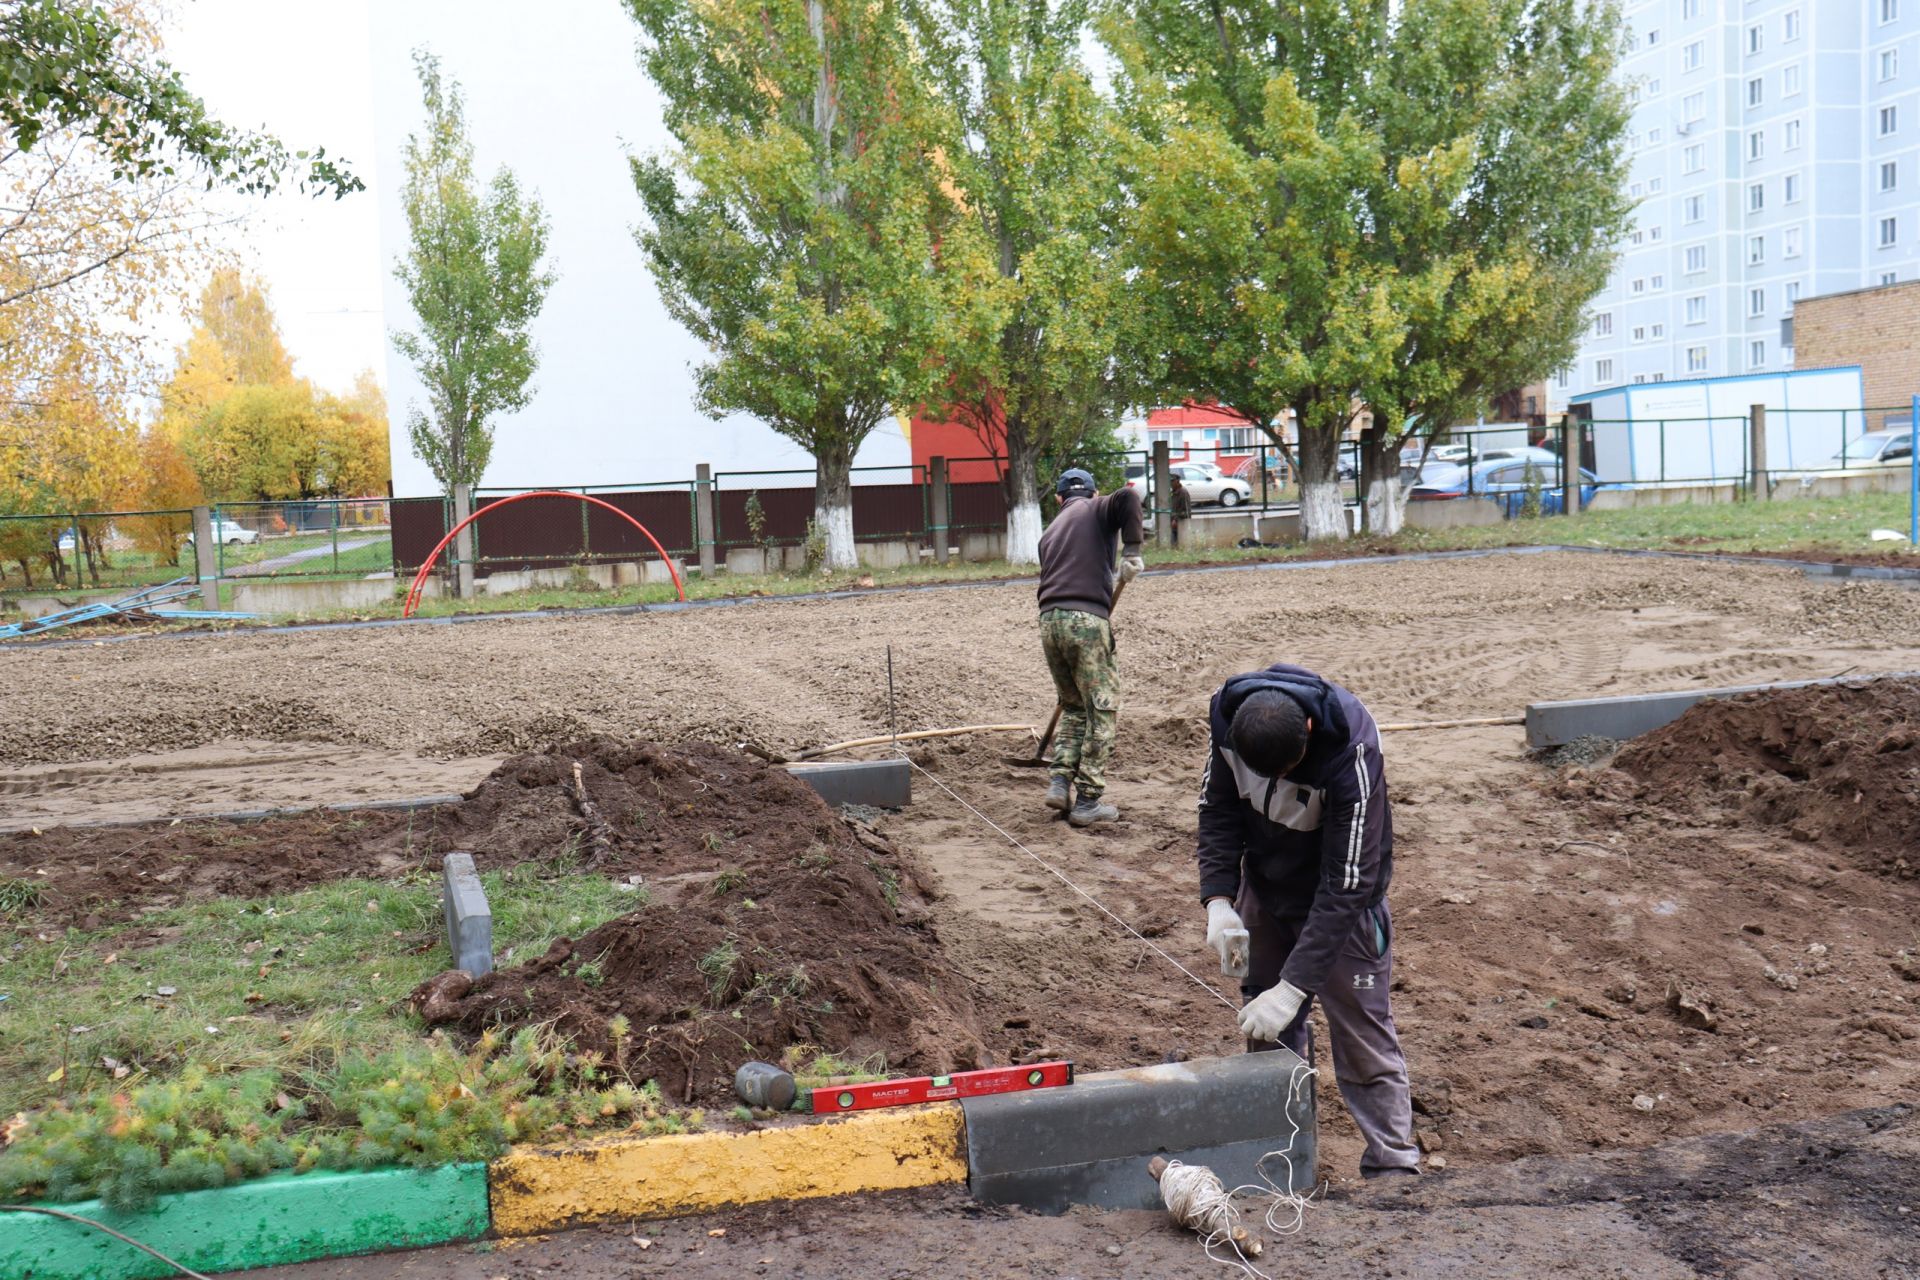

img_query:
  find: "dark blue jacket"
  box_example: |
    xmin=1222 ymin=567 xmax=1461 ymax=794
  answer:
xmin=1197 ymin=664 xmax=1393 ymax=995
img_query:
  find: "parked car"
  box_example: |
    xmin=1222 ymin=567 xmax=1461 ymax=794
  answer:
xmin=1174 ymin=461 xmax=1253 ymax=507
xmin=183 ymin=517 xmax=259 ymax=547
xmin=1409 ymin=457 xmax=1610 ymax=516
xmin=1819 ymin=430 xmax=1912 ymax=469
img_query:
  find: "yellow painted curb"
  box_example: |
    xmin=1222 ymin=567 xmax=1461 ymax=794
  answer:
xmin=488 ymin=1103 xmax=968 ymax=1233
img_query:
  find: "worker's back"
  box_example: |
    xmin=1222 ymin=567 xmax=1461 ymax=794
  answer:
xmin=1037 ymin=490 xmax=1141 ymax=620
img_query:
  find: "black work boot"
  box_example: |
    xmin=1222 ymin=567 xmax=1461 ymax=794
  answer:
xmin=1044 ymin=775 xmax=1073 ymax=813
xmin=1068 ymin=792 xmax=1119 ymax=827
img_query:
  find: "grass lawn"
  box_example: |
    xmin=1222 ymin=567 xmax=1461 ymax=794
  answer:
xmin=0 ymin=865 xmax=666 ymax=1207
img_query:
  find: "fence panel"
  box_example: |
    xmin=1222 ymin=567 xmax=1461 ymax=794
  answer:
xmin=212 ymin=499 xmax=394 ymax=580
xmin=850 ymin=482 xmax=927 ymax=541
xmin=948 ymin=480 xmax=1008 ymax=532
xmin=391 ymin=497 xmax=449 ymax=573
xmin=712 ymin=484 xmax=814 ymax=550
xmin=588 ymin=487 xmax=697 ymax=560
xmin=0 ymin=510 xmax=198 ymax=598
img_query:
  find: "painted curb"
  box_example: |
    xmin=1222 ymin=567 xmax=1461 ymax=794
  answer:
xmin=1524 ymin=668 xmax=1920 ymax=748
xmin=0 ymin=1164 xmax=488 ymax=1280
xmin=488 ymin=1103 xmax=968 ymax=1233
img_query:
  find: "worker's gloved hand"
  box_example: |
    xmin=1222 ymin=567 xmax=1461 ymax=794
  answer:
xmin=1119 ymin=555 xmax=1145 ymax=584
xmin=1204 ymin=898 xmax=1245 ymax=964
xmin=1238 ymin=980 xmax=1308 ymax=1043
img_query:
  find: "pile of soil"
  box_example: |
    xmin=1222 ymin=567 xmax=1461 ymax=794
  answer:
xmin=411 ymin=741 xmax=993 ymax=1101
xmin=1612 ymin=680 xmax=1920 ymax=874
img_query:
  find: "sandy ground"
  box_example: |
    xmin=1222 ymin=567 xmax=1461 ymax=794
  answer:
xmin=5 ymin=552 xmax=1920 ymax=1272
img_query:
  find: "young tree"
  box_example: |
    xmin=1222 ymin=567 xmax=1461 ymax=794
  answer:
xmin=391 ymin=50 xmax=553 ymax=495
xmin=626 ymin=0 xmax=1002 ymax=570
xmin=910 ymin=0 xmax=1132 ymax=564
xmin=1113 ymin=0 xmax=1627 ymax=540
xmin=197 ymin=268 xmax=294 ymax=386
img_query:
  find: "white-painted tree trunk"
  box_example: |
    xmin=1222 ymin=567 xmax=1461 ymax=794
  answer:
xmin=1006 ymin=499 xmax=1042 ymax=566
xmin=1004 ymin=430 xmax=1044 ymax=566
xmin=1365 ymin=472 xmax=1405 ymax=536
xmin=1299 ymin=479 xmax=1349 ymax=541
xmin=816 ymin=498 xmax=857 ymax=571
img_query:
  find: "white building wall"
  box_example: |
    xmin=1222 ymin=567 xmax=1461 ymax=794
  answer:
xmin=1553 ymin=0 xmax=1920 ymax=413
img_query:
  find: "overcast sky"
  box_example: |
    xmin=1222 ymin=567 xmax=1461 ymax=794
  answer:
xmin=163 ymin=0 xmax=912 ymax=496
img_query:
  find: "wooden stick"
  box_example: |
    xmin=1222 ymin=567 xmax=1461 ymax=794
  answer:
xmin=793 ymin=724 xmax=1038 ymax=760
xmin=567 ymin=760 xmax=616 ymax=868
xmin=1378 ymin=715 xmax=1523 ymax=731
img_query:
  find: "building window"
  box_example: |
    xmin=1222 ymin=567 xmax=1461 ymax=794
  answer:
xmin=1648 ymin=177 xmax=1664 ymax=193
xmin=1882 ymin=50 xmax=1899 ymax=81
xmin=1648 ymin=126 xmax=1663 ymax=144
xmin=1631 ymin=277 xmax=1647 ymax=295
xmin=1783 ymin=64 xmax=1802 ymax=96
xmin=1684 ymin=194 xmax=1704 ymax=224
xmin=1595 ymin=358 xmax=1614 ymax=384
xmin=1686 ymin=244 xmax=1708 ymax=273
xmin=1651 ymin=274 xmax=1664 ymax=290
xmin=1630 ymin=229 xmax=1645 ymax=246
xmin=1632 ymin=324 xmax=1647 ymax=342
xmin=1784 ymin=173 xmax=1800 ymax=203
xmin=1746 ymin=77 xmax=1763 ymax=107
xmin=1882 ymin=106 xmax=1899 ymax=136
xmin=1747 ymin=25 xmax=1763 ymax=55
xmin=1784 ymin=119 xmax=1802 ymax=150
xmin=1556 ymin=367 xmax=1571 ymax=390
xmin=1884 ymin=271 xmax=1900 ymax=286
xmin=1686 ymin=295 xmax=1707 ymax=324
xmin=1749 ymin=287 xmax=1766 ymax=317
xmin=1883 ymin=161 xmax=1900 ymax=191
xmin=1593 ymin=313 xmax=1613 ymax=338
xmin=1749 ymin=130 xmax=1765 ymax=161
xmin=1786 ymin=281 xmax=1801 ymax=306
xmin=1683 ymin=91 xmax=1705 ymax=121
xmin=1882 ymin=0 xmax=1898 ymax=24
xmin=1683 ymin=40 xmax=1703 ymax=72
xmin=1633 ymin=374 xmax=1648 ymax=385
xmin=1628 ymin=84 xmax=1642 ymax=106
xmin=1653 ymin=372 xmax=1666 ymax=383
xmin=1749 ymin=340 xmax=1766 ymax=369
xmin=1784 ymin=9 xmax=1801 ymax=41
xmin=1650 ymin=225 xmax=1664 ymax=241
xmin=1748 ymin=182 xmax=1765 ymax=212
xmin=1881 ymin=216 xmax=1900 ymax=247
xmin=1784 ymin=226 xmax=1802 ymax=257
xmin=1684 ymin=143 xmax=1705 ymax=173
xmin=1646 ymin=28 xmax=1660 ymax=46
xmin=1647 ymin=78 xmax=1661 ymax=95
xmin=1682 ymin=0 xmax=1698 ymax=18
xmin=1749 ymin=234 xmax=1765 ymax=265
xmin=1687 ymin=346 xmax=1708 ymax=373
xmin=1651 ymin=323 xmax=1665 ymax=339
xmin=1630 ymin=180 xmax=1645 ymax=198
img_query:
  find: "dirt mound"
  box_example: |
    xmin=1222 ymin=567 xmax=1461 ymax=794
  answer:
xmin=1612 ymin=680 xmax=1920 ymax=874
xmin=410 ymin=739 xmax=992 ymax=1102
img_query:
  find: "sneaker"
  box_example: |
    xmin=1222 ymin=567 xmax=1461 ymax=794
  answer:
xmin=1068 ymin=794 xmax=1119 ymax=827
xmin=1044 ymin=776 xmax=1073 ymax=813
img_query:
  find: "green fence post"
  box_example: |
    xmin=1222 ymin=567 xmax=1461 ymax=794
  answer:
xmin=331 ymin=500 xmax=340 ymax=574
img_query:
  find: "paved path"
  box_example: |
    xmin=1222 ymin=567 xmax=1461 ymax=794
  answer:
xmin=227 ymin=537 xmax=383 ymax=577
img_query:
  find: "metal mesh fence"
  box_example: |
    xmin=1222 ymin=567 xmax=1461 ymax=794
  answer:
xmin=212 ymin=499 xmax=394 ymax=580
xmin=0 ymin=510 xmax=198 ymax=598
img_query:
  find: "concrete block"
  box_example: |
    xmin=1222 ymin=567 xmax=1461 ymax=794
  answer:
xmin=856 ymin=540 xmax=914 ymax=570
xmin=442 ymin=851 xmax=493 ymax=975
xmin=1524 ymin=671 xmax=1920 ymax=749
xmin=962 ymin=1051 xmax=1317 ymax=1212
xmin=1403 ymin=497 xmax=1507 ymax=530
xmin=229 ymin=576 xmax=398 ymax=615
xmin=785 ymin=758 xmax=911 ymax=808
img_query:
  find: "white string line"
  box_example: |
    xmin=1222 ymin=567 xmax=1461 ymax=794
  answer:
xmin=894 ymin=750 xmax=1241 ymax=1012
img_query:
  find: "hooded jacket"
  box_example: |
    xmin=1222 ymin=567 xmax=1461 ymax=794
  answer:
xmin=1196 ymin=664 xmax=1393 ymax=995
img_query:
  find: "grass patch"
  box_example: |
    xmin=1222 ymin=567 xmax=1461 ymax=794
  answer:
xmin=0 ymin=868 xmax=640 ymax=1118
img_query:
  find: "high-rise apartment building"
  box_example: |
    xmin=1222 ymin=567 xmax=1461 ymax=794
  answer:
xmin=1552 ymin=0 xmax=1920 ymax=409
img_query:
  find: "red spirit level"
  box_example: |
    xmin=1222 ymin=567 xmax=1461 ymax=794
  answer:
xmin=810 ymin=1061 xmax=1074 ymax=1114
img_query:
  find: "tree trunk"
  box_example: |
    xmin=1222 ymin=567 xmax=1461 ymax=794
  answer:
xmin=1361 ymin=427 xmax=1406 ymax=537
xmin=814 ymin=442 xmax=857 ymax=571
xmin=1296 ymin=423 xmax=1348 ymax=541
xmin=1003 ymin=416 xmax=1043 ymax=567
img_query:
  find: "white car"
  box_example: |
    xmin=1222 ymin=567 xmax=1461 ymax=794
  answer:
xmin=1173 ymin=462 xmax=1254 ymax=507
xmin=184 ymin=517 xmax=259 ymax=547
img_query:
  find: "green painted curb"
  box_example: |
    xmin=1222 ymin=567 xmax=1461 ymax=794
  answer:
xmin=2 ymin=1163 xmax=489 ymax=1280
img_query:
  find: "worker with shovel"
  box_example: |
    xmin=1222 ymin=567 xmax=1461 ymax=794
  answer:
xmin=1197 ymin=664 xmax=1419 ymax=1179
xmin=1036 ymin=467 xmax=1143 ymax=827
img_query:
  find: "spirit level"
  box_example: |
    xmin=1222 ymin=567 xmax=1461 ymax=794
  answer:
xmin=810 ymin=1061 xmax=1074 ymax=1113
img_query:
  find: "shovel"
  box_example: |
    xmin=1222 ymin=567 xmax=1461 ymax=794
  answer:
xmin=1004 ymin=573 xmax=1129 ymax=768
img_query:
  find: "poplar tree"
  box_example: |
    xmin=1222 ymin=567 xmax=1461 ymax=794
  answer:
xmin=626 ymin=0 xmax=1002 ymax=571
xmin=1114 ymin=0 xmax=1628 ymax=540
xmin=910 ymin=0 xmax=1132 ymax=564
xmin=391 ymin=51 xmax=554 ymax=494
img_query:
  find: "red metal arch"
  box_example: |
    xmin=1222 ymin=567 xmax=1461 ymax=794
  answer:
xmin=404 ymin=490 xmax=687 ymax=617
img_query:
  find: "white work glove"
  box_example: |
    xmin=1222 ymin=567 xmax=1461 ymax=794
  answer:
xmin=1204 ymin=898 xmax=1244 ymax=965
xmin=1238 ymin=980 xmax=1309 ymax=1043
xmin=1119 ymin=555 xmax=1144 ymax=584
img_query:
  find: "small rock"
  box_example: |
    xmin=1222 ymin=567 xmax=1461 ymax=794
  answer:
xmin=1439 ymin=891 xmax=1475 ymax=906
xmin=156 ymin=985 xmax=177 ymax=997
xmin=630 ymin=1238 xmax=653 ymax=1250
xmin=1604 ymin=981 xmax=1637 ymax=1006
xmin=1741 ymin=923 xmax=1765 ymax=936
xmin=1415 ymin=1129 xmax=1445 ymax=1154
xmin=1411 ymin=1078 xmax=1453 ymax=1118
xmin=708 ymin=1228 xmax=727 ymax=1239
xmin=1894 ymin=952 xmax=1920 ymax=983
xmin=1807 ymin=943 xmax=1829 ymax=957
xmin=1665 ymin=979 xmax=1718 ymax=1032
xmin=1105 ymin=1244 xmax=1123 ymax=1256
xmin=1517 ymin=1015 xmax=1550 ymax=1030
xmin=1763 ymin=965 xmax=1800 ymax=992
xmin=1633 ymin=1094 xmax=1657 ymax=1112
xmin=1428 ymin=1155 xmax=1447 ymax=1169
xmin=411 ymin=969 xmax=476 ymax=1024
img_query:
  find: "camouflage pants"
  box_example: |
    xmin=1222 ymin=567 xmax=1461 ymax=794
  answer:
xmin=1040 ymin=608 xmax=1120 ymax=797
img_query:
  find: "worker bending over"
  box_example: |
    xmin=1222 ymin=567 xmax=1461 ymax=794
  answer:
xmin=1198 ymin=664 xmax=1419 ymax=1179
xmin=1035 ymin=467 xmax=1143 ymax=827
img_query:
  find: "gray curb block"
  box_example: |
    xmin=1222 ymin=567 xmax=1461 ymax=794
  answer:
xmin=962 ymin=1051 xmax=1317 ymax=1212
xmin=787 ymin=758 xmax=912 ymax=808
xmin=1524 ymin=669 xmax=1920 ymax=749
xmin=442 ymin=852 xmax=494 ymax=976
